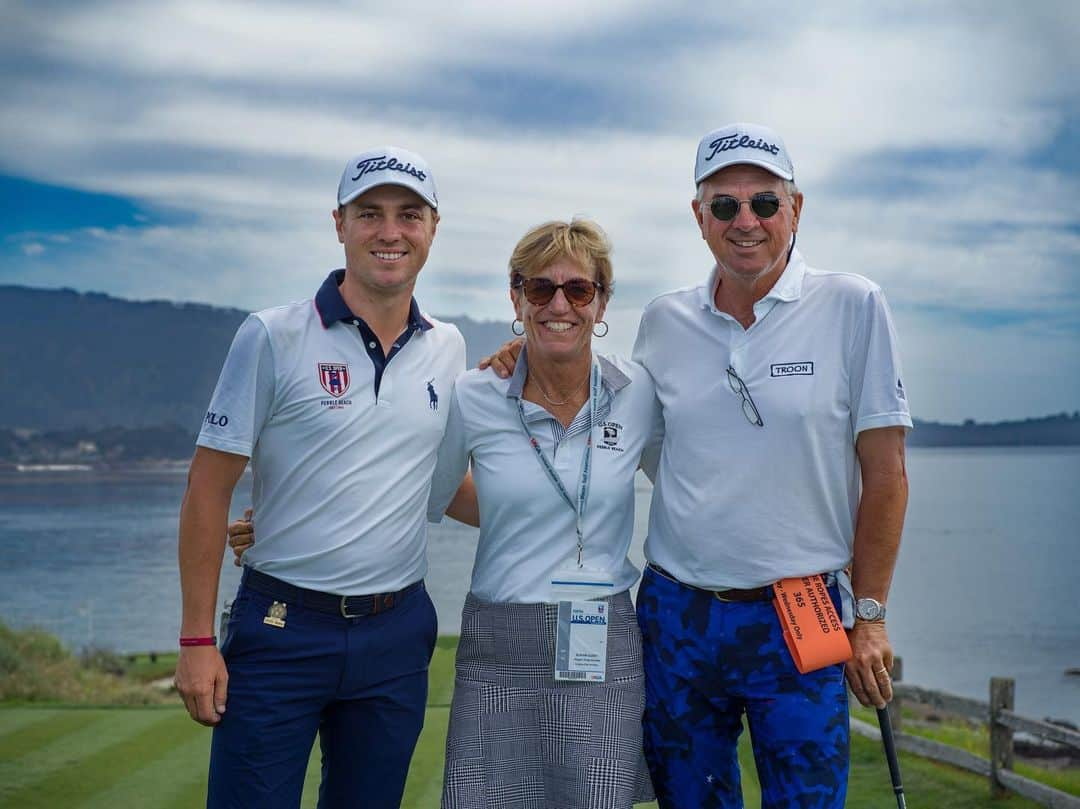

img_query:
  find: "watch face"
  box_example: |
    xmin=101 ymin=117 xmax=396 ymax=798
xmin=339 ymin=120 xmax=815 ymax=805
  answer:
xmin=857 ymin=598 xmax=884 ymax=621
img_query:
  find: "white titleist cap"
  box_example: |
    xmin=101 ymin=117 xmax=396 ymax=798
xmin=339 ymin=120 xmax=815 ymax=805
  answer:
xmin=337 ymin=146 xmax=438 ymax=209
xmin=695 ymin=122 xmax=794 ymax=184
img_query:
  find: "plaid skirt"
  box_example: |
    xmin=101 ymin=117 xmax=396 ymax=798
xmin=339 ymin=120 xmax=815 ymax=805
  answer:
xmin=441 ymin=591 xmax=654 ymax=809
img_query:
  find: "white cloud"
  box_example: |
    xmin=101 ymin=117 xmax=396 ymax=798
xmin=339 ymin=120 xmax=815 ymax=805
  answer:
xmin=659 ymin=11 xmax=1076 ymax=175
xmin=8 ymin=0 xmax=659 ymax=88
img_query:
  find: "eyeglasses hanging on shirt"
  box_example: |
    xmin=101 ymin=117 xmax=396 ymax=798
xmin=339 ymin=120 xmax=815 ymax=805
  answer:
xmin=726 ymin=366 xmax=764 ymax=427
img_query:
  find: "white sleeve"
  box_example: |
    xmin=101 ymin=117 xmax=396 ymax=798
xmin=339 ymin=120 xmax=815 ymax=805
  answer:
xmin=638 ymin=370 xmax=665 ymax=483
xmin=631 ymin=307 xmax=650 ymax=368
xmin=427 ymin=380 xmax=470 ymax=523
xmin=849 ymin=287 xmax=913 ymax=437
xmin=196 ymin=314 xmax=276 ymax=457
xmin=632 ymin=309 xmax=666 ymax=481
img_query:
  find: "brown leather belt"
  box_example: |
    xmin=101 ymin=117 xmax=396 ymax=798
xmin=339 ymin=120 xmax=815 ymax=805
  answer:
xmin=648 ymin=563 xmax=774 ymax=603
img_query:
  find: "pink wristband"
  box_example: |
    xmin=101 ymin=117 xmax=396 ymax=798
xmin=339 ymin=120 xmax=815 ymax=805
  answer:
xmin=179 ymin=636 xmax=217 ymax=647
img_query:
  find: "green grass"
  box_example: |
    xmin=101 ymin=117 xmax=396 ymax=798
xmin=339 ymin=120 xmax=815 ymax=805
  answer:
xmin=119 ymin=651 xmax=180 ymax=683
xmin=851 ymin=704 xmax=1080 ymax=799
xmin=0 ymin=636 xmax=1072 ymax=807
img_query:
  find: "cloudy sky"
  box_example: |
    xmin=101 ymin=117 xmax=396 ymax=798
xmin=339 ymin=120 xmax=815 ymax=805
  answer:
xmin=2 ymin=0 xmax=1077 ymax=422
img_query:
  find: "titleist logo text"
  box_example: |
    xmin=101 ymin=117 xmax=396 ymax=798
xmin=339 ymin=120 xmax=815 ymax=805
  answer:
xmin=706 ymin=134 xmax=781 ymax=161
xmin=352 ymin=156 xmax=427 ymax=182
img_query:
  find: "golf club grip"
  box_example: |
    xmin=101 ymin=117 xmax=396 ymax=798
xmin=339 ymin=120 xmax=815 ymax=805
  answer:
xmin=876 ymin=707 xmax=907 ymax=808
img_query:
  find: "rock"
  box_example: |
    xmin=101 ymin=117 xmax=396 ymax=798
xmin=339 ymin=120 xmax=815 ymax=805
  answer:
xmin=150 ymin=676 xmax=177 ymax=693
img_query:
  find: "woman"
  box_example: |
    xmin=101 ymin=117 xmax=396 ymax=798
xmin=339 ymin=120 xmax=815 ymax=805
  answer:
xmin=429 ymin=219 xmax=661 ymax=809
xmin=231 ymin=219 xmax=662 ymax=809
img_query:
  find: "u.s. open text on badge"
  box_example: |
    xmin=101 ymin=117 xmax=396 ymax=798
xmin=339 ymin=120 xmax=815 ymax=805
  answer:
xmin=555 ymin=600 xmax=609 ymax=682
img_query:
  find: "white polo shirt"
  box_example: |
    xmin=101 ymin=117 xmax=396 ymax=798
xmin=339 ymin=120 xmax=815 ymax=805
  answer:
xmin=427 ymin=348 xmax=663 ymax=604
xmin=633 ymin=249 xmax=912 ymax=590
xmin=197 ymin=270 xmax=466 ymax=595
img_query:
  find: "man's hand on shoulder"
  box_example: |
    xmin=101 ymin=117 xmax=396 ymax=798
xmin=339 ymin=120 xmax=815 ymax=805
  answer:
xmin=175 ymin=645 xmax=229 ymax=726
xmin=478 ymin=338 xmax=524 ymax=378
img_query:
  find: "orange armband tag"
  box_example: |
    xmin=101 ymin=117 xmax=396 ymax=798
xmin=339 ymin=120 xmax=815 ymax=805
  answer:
xmin=772 ymin=575 xmax=852 ymax=673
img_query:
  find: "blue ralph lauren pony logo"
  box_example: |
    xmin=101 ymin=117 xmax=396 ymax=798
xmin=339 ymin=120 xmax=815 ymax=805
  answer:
xmin=426 ymin=379 xmax=438 ymax=411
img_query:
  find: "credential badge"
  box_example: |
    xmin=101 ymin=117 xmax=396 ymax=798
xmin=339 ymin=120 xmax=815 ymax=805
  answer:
xmin=263 ymin=601 xmax=287 ymax=629
xmin=318 ymin=363 xmax=350 ymax=397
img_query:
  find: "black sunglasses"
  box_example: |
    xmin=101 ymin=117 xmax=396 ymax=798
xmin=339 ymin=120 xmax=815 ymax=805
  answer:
xmin=709 ymin=192 xmax=782 ymax=222
xmin=512 ymin=276 xmax=603 ymax=307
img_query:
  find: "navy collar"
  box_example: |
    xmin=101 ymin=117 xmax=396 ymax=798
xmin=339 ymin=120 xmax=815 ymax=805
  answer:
xmin=314 ymin=269 xmax=433 ymax=332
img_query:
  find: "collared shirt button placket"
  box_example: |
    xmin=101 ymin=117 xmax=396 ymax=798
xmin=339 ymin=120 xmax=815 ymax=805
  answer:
xmin=729 ymin=326 xmax=751 ymax=387
xmin=750 ymin=297 xmax=779 ymax=330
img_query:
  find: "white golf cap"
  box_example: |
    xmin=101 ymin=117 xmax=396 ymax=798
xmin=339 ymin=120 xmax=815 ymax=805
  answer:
xmin=694 ymin=123 xmax=794 ymax=184
xmin=337 ymin=146 xmax=438 ymax=209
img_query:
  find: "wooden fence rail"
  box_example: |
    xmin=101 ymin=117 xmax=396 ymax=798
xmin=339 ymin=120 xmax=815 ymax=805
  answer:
xmin=849 ymin=657 xmax=1080 ymax=808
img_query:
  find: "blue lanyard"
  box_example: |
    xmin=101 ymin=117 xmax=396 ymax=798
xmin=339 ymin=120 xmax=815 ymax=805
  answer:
xmin=517 ymin=359 xmax=602 ymax=568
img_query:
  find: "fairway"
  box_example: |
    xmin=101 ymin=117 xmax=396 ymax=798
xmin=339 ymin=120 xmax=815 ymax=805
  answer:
xmin=0 ymin=637 xmax=1050 ymax=808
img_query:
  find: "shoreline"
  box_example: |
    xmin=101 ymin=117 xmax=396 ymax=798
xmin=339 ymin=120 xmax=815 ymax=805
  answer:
xmin=3 ymin=444 xmax=1080 ymax=481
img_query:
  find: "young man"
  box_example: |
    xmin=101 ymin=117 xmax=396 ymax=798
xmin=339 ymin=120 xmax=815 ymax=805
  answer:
xmin=175 ymin=147 xmax=466 ymax=808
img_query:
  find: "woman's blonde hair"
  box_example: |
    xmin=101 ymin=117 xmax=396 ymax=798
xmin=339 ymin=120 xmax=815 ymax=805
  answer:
xmin=508 ymin=218 xmax=613 ymax=298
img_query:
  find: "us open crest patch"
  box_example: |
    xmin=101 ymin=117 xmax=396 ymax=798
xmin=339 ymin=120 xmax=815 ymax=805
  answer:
xmin=318 ymin=362 xmax=350 ymax=397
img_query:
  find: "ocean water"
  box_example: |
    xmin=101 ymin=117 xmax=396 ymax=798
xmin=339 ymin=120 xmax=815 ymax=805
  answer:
xmin=0 ymin=446 xmax=1077 ymax=724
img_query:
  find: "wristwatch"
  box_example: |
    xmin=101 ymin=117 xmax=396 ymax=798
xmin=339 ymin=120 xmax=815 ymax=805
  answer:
xmin=854 ymin=597 xmax=886 ymax=622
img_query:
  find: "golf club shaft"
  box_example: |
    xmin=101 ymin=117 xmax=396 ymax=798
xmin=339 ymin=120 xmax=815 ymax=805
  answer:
xmin=877 ymin=707 xmax=907 ymax=809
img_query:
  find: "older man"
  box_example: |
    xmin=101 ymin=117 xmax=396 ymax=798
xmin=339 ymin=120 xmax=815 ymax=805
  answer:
xmin=175 ymin=147 xmax=466 ymax=808
xmin=632 ymin=123 xmax=911 ymax=807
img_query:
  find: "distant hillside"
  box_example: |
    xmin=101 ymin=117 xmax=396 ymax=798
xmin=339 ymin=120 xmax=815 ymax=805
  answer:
xmin=907 ymin=413 xmax=1080 ymax=447
xmin=0 ymin=284 xmax=508 ymax=432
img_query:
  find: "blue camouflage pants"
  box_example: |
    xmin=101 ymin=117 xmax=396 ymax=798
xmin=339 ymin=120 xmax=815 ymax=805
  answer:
xmin=636 ymin=566 xmax=849 ymax=809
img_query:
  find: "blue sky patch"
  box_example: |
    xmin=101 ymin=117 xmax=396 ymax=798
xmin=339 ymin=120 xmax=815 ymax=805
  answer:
xmin=897 ymin=301 xmax=1077 ymax=333
xmin=0 ymin=174 xmax=187 ymax=237
xmin=825 ymin=146 xmax=991 ymax=198
xmin=1025 ymin=111 xmax=1080 ymax=174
